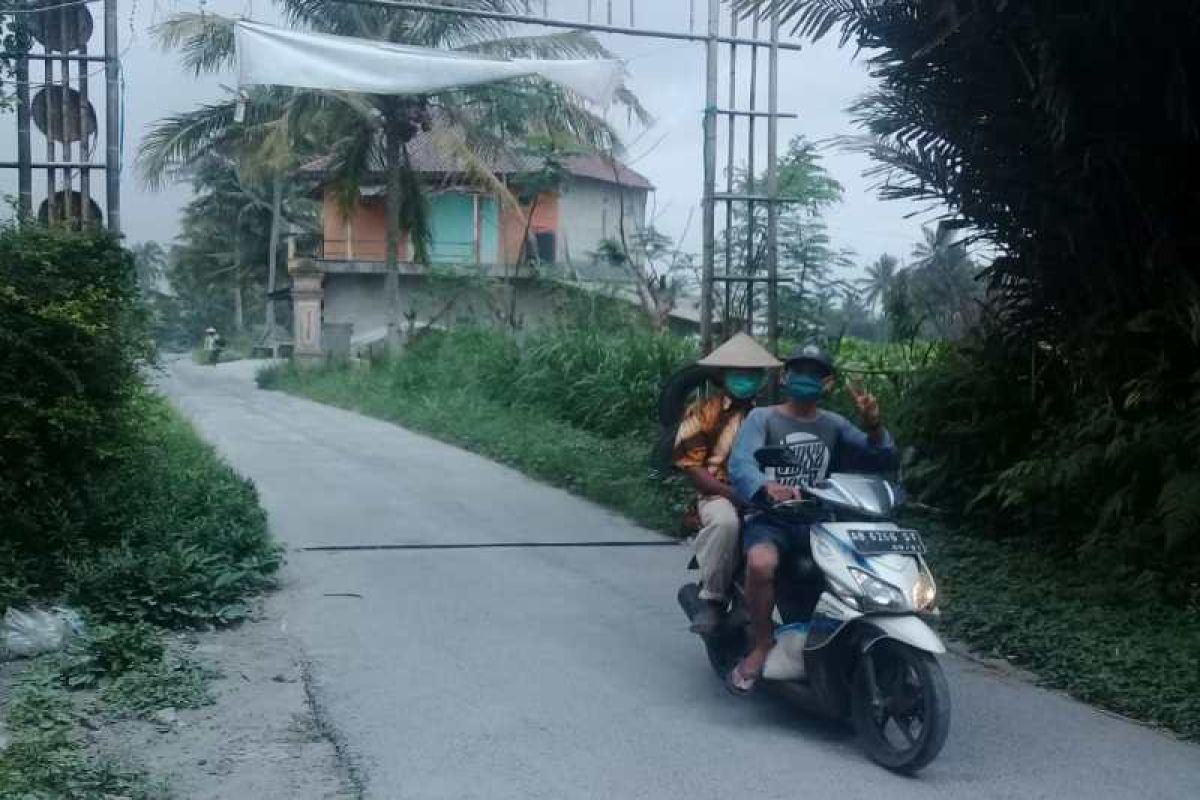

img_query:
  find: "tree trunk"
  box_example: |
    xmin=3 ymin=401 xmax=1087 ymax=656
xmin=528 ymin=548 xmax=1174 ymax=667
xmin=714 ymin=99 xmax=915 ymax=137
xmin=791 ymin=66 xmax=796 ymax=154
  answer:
xmin=265 ymin=174 xmax=283 ymax=341
xmin=233 ymin=278 xmax=245 ymax=333
xmin=383 ymin=104 xmax=403 ymax=348
xmin=511 ymin=195 xmax=540 ymax=331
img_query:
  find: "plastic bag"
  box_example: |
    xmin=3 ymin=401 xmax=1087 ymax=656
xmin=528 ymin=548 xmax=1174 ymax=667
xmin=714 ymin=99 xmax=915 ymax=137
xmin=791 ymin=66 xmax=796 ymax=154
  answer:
xmin=0 ymin=606 xmax=86 ymax=661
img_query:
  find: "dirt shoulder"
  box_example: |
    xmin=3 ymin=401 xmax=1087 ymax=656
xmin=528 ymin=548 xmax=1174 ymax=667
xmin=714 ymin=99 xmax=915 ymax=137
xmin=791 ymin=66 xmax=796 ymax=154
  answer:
xmin=97 ymin=600 xmax=358 ymax=800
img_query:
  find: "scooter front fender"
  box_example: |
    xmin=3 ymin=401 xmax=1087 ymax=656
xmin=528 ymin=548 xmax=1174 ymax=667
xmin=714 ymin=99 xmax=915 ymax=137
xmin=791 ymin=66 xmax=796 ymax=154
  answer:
xmin=859 ymin=614 xmax=945 ymax=654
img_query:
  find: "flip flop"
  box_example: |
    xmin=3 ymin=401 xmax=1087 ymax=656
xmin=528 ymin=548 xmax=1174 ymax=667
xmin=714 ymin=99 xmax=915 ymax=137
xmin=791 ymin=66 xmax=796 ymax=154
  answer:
xmin=725 ymin=660 xmax=762 ymax=696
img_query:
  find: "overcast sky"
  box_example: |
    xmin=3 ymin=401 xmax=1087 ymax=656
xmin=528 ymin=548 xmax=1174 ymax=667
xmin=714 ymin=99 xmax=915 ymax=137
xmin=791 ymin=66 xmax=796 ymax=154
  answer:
xmin=0 ymin=0 xmax=936 ymax=273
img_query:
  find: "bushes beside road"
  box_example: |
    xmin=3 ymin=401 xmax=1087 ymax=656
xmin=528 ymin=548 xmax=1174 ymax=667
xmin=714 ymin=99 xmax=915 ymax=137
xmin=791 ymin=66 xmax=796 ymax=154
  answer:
xmin=0 ymin=225 xmax=279 ymax=794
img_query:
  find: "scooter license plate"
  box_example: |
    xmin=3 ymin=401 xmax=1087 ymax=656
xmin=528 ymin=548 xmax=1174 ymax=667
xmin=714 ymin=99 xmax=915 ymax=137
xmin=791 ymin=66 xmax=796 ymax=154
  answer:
xmin=847 ymin=528 xmax=926 ymax=555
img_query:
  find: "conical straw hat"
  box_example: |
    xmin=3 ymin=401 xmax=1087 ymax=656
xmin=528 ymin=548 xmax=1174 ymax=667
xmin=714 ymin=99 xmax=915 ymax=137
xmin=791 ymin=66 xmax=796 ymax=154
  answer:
xmin=697 ymin=333 xmax=782 ymax=369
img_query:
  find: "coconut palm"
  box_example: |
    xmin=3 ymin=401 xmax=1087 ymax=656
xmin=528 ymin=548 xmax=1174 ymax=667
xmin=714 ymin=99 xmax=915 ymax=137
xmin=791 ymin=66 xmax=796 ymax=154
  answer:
xmin=143 ymin=3 xmax=648 ymax=342
xmin=139 ymin=84 xmax=323 ymax=341
xmin=858 ymin=252 xmax=898 ymax=312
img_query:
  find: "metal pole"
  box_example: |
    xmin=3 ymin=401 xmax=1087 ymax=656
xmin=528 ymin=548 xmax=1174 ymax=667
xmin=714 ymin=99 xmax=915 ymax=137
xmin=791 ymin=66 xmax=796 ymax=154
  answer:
xmin=766 ymin=10 xmax=780 ymax=353
xmin=722 ymin=15 xmax=738 ymax=339
xmin=59 ymin=6 xmax=73 ymax=225
xmin=104 ymin=0 xmax=120 ymax=234
xmin=45 ymin=47 xmax=57 ymax=223
xmin=16 ymin=53 xmax=32 ymax=221
xmin=699 ymin=0 xmax=719 ymax=353
xmin=333 ymin=0 xmax=805 ymax=50
xmin=79 ymin=36 xmax=91 ymax=224
xmin=744 ymin=16 xmax=758 ymax=334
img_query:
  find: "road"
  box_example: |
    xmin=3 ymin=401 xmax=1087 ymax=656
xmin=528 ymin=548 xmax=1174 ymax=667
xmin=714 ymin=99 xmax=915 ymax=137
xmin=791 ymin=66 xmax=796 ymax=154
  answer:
xmin=163 ymin=359 xmax=1200 ymax=800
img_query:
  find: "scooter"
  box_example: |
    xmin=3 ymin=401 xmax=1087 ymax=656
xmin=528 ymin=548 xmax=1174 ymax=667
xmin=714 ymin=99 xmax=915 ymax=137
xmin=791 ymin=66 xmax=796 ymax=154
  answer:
xmin=677 ymin=446 xmax=951 ymax=773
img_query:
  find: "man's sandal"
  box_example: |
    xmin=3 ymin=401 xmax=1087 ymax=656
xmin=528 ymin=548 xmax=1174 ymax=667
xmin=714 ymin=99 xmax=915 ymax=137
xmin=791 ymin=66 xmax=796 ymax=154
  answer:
xmin=725 ymin=661 xmax=761 ymax=696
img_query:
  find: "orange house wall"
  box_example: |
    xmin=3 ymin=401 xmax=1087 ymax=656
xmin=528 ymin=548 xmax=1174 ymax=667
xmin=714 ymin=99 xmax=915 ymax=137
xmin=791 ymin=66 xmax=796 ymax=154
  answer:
xmin=321 ymin=190 xmax=406 ymax=261
xmin=322 ymin=186 xmax=558 ymax=264
xmin=501 ymin=192 xmax=559 ymax=264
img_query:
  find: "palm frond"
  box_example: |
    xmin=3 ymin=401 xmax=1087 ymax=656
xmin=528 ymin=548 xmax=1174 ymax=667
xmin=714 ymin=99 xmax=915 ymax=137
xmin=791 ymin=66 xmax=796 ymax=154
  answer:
xmin=151 ymin=12 xmax=237 ymax=76
xmin=138 ymin=101 xmax=239 ymax=190
xmin=458 ymin=30 xmax=615 ymax=60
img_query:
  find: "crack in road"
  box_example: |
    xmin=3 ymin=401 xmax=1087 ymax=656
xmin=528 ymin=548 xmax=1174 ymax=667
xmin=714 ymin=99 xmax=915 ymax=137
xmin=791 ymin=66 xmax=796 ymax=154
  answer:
xmin=301 ymin=540 xmax=680 ymax=552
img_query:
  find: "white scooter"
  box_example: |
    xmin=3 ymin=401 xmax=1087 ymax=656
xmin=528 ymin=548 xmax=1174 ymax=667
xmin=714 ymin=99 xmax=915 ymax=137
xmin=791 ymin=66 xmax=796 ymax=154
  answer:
xmin=678 ymin=447 xmax=951 ymax=773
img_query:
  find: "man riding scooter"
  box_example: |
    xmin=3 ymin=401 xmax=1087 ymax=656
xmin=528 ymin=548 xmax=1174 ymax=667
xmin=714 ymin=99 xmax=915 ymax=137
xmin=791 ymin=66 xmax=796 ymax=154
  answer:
xmin=725 ymin=344 xmax=898 ymax=695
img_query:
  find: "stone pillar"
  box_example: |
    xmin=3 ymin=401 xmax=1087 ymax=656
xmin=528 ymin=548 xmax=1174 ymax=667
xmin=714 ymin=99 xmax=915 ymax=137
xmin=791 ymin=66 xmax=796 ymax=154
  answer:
xmin=290 ymin=260 xmax=324 ymax=365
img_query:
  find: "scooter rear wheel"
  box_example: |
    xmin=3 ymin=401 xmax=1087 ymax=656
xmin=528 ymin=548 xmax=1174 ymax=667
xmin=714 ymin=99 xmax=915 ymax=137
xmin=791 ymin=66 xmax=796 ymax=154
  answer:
xmin=851 ymin=640 xmax=951 ymax=774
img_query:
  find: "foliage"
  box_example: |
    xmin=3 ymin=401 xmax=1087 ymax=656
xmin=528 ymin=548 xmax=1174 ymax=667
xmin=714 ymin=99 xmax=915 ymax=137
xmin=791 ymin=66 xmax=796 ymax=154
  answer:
xmin=732 ymin=1 xmax=1200 ymax=602
xmin=0 ymin=666 xmax=164 ymax=799
xmin=56 ymin=622 xmax=166 ymax=689
xmin=923 ymin=520 xmax=1200 ymax=740
xmin=63 ymin=392 xmax=280 ymax=626
xmin=0 ymin=226 xmax=152 ymax=566
xmin=901 ymin=334 xmax=1200 ymax=603
xmin=718 ymin=135 xmax=855 ymax=338
xmin=884 ymin=226 xmax=981 ymax=340
xmin=164 ymin=155 xmax=303 ymax=341
xmin=299 ymin=322 xmax=698 ymax=440
xmin=100 ymin=655 xmax=217 ymax=719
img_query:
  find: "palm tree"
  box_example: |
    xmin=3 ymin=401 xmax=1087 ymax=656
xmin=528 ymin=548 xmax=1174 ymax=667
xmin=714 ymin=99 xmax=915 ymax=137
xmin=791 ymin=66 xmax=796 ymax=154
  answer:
xmin=144 ymin=4 xmax=647 ymax=344
xmin=858 ymin=253 xmax=899 ymax=312
xmin=139 ymin=80 xmax=326 ymax=343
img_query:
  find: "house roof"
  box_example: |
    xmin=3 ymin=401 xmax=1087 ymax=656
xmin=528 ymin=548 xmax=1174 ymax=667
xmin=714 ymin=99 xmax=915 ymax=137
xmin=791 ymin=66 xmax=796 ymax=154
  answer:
xmin=302 ymin=126 xmax=653 ymax=191
xmin=560 ymin=154 xmax=654 ymax=190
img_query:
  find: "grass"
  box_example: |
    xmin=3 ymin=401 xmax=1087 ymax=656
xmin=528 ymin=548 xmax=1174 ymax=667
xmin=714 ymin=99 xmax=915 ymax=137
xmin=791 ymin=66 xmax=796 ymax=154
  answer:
xmin=0 ymin=665 xmax=168 ymax=799
xmin=0 ymin=392 xmax=279 ymax=794
xmin=923 ymin=523 xmax=1200 ymax=739
xmin=263 ymin=351 xmax=1200 ymax=741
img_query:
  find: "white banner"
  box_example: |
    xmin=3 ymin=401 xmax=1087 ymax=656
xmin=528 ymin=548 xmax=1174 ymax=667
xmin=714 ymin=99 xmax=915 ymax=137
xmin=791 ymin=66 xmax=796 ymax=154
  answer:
xmin=235 ymin=21 xmax=623 ymax=107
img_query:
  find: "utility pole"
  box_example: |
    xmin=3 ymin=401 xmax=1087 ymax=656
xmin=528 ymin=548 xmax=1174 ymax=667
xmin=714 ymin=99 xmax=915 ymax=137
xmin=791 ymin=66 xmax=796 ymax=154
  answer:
xmin=104 ymin=0 xmax=121 ymax=234
xmin=766 ymin=9 xmax=780 ymax=354
xmin=699 ymin=0 xmax=719 ymax=353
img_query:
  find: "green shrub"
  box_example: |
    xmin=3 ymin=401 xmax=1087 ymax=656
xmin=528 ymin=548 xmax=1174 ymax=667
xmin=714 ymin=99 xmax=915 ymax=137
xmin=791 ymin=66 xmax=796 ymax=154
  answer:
xmin=64 ymin=393 xmax=280 ymax=626
xmin=901 ymin=332 xmax=1200 ymax=604
xmin=0 ymin=226 xmax=151 ymax=560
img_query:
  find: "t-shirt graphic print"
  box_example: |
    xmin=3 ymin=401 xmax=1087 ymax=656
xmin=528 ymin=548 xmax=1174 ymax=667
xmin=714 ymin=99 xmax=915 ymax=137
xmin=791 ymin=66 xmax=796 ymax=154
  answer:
xmin=772 ymin=431 xmax=832 ymax=488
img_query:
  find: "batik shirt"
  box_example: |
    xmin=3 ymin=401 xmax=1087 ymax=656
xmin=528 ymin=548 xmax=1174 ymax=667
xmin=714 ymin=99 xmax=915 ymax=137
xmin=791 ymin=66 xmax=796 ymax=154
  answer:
xmin=672 ymin=395 xmax=750 ymax=486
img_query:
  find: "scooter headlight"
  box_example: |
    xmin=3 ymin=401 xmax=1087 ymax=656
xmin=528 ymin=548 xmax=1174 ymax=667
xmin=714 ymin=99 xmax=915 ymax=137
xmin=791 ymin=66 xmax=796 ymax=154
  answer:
xmin=848 ymin=567 xmax=907 ymax=612
xmin=913 ymin=569 xmax=938 ymax=612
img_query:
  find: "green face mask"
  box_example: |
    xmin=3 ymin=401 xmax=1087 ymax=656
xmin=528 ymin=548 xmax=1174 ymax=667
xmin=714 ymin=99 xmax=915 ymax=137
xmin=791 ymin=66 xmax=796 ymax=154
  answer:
xmin=725 ymin=372 xmax=765 ymax=399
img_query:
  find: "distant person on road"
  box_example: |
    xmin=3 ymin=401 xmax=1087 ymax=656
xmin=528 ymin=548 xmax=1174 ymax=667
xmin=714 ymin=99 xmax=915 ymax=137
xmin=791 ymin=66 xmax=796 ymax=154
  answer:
xmin=203 ymin=327 xmax=223 ymax=365
xmin=673 ymin=333 xmax=781 ymax=635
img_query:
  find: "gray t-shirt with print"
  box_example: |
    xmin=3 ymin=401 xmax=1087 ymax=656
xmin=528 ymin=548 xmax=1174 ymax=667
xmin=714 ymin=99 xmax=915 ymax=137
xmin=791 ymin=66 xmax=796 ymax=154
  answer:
xmin=729 ymin=405 xmax=898 ymax=503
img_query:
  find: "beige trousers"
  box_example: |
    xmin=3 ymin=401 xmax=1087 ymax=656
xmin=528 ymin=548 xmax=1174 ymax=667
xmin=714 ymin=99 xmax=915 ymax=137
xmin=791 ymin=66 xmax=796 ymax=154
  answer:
xmin=694 ymin=495 xmax=741 ymax=602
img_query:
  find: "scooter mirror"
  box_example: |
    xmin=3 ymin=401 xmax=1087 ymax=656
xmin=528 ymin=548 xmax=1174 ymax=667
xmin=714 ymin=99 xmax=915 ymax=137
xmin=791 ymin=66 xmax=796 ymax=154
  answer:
xmin=755 ymin=446 xmax=798 ymax=468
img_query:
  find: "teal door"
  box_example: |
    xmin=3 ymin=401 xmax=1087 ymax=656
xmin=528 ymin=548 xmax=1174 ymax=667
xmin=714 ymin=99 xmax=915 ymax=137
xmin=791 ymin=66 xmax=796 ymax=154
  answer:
xmin=428 ymin=193 xmax=476 ymax=265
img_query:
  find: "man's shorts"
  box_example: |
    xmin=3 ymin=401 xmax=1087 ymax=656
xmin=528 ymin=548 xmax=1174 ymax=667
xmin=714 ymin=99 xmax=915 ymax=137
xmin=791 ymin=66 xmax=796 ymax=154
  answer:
xmin=742 ymin=515 xmax=809 ymax=556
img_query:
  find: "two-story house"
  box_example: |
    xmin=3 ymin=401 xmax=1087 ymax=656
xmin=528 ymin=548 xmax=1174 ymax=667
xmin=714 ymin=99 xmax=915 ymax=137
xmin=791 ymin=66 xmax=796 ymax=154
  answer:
xmin=288 ymin=126 xmax=662 ymax=355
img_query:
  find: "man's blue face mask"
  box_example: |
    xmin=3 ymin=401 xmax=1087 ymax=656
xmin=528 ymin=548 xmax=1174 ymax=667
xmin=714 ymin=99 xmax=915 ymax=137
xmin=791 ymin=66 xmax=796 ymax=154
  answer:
xmin=784 ymin=371 xmax=825 ymax=402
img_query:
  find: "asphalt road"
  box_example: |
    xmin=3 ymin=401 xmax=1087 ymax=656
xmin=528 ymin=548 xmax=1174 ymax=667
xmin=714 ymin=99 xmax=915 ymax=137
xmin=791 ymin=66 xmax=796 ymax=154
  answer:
xmin=163 ymin=359 xmax=1200 ymax=800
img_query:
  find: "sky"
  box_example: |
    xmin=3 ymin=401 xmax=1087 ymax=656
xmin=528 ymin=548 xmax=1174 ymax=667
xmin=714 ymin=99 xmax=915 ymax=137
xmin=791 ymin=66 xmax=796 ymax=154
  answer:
xmin=0 ymin=0 xmax=938 ymax=273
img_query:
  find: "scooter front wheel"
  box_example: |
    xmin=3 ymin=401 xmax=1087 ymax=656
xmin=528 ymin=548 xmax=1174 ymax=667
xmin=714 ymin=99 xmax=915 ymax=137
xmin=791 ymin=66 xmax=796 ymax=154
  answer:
xmin=851 ymin=639 xmax=951 ymax=774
